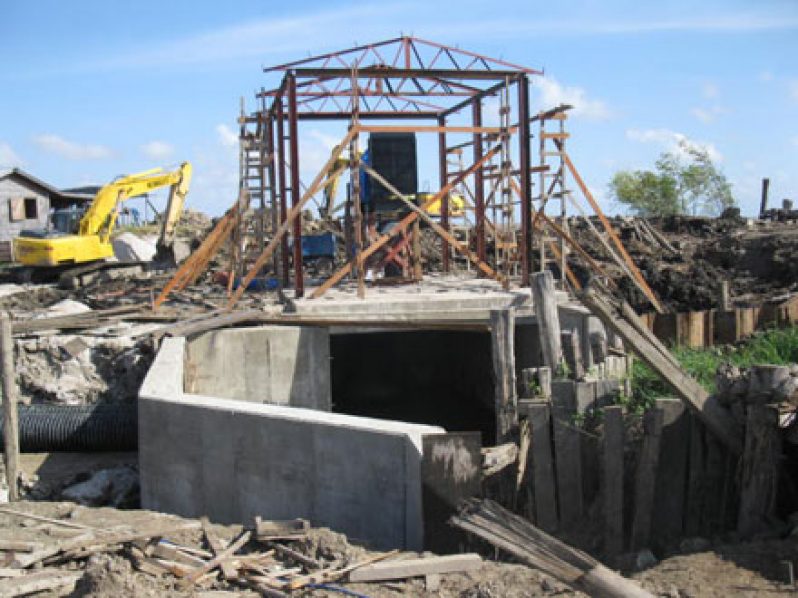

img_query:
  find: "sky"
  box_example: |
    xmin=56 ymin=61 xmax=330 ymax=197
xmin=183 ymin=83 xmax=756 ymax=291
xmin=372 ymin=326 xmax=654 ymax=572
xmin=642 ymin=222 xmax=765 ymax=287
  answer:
xmin=1 ymin=0 xmax=796 ymax=217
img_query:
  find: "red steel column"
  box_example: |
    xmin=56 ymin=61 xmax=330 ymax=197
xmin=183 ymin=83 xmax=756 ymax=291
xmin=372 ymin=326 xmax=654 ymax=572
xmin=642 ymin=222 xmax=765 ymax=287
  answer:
xmin=517 ymin=75 xmax=532 ymax=286
xmin=473 ymin=99 xmax=486 ymax=265
xmin=276 ymin=94 xmax=290 ymax=287
xmin=438 ymin=115 xmax=449 ymax=272
xmin=287 ymin=72 xmax=304 ymax=297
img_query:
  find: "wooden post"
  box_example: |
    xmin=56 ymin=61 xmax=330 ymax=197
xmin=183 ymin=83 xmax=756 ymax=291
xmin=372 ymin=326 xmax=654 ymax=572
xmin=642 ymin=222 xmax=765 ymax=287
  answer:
xmin=531 ymin=271 xmax=563 ymax=372
xmin=719 ymin=281 xmax=731 ymax=311
xmin=630 ymin=406 xmax=664 ymax=550
xmin=684 ymin=414 xmax=705 ymax=536
xmin=1 ymin=313 xmax=19 ymax=501
xmin=737 ymin=405 xmax=781 ymax=537
xmin=490 ymin=309 xmax=517 ymax=442
xmin=602 ymin=406 xmax=624 ymax=558
xmin=526 ymin=401 xmax=557 ymax=532
xmin=552 ymin=391 xmax=583 ymax=527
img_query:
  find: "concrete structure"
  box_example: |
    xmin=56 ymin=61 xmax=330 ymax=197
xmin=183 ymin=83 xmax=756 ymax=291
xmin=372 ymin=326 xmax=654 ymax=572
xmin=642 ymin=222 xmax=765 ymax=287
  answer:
xmin=184 ymin=326 xmax=331 ymax=409
xmin=139 ymin=334 xmax=444 ymax=550
xmin=0 ymin=168 xmax=92 ymax=261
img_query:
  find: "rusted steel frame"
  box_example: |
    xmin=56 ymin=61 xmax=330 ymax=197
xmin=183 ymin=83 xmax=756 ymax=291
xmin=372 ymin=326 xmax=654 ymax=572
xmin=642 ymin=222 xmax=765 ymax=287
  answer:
xmin=376 ymin=233 xmax=411 ymax=270
xmin=438 ymin=115 xmax=449 ymax=272
xmin=517 ymin=74 xmax=532 ymax=286
xmin=562 ymin=152 xmax=663 ymax=313
xmin=275 ymin=94 xmax=290 ymax=286
xmin=292 ymin=67 xmax=521 ymax=80
xmin=265 ymin=115 xmax=279 ymax=275
xmin=473 ymin=100 xmax=486 ymax=264
xmin=358 ymin=125 xmax=505 ymax=134
xmin=440 ymin=79 xmax=508 ymax=117
xmin=287 ymin=73 xmax=304 ymax=297
xmin=295 ymin=111 xmax=441 ymax=121
xmin=226 ymin=132 xmax=356 ymax=309
xmin=409 ymin=36 xmax=542 ymax=74
xmin=264 ymin=37 xmax=405 ymax=72
xmin=310 ymin=144 xmax=502 ymax=299
xmin=361 ymin=163 xmax=502 ymax=281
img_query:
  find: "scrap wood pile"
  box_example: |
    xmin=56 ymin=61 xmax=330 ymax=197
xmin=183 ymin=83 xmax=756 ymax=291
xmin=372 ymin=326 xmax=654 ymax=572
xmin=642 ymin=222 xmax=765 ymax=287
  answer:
xmin=0 ymin=506 xmax=483 ymax=597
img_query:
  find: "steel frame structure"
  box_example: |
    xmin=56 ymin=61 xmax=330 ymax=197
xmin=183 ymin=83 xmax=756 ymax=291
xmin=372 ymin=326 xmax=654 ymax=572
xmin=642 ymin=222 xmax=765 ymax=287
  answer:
xmin=239 ymin=36 xmax=541 ymax=298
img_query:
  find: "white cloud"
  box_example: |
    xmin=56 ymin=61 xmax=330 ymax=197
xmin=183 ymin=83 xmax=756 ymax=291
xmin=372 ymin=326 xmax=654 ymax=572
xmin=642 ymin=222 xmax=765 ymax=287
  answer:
xmin=690 ymin=105 xmax=728 ymax=124
xmin=32 ymin=134 xmax=112 ymax=160
xmin=0 ymin=142 xmax=23 ymax=167
xmin=701 ymin=82 xmax=719 ymax=99
xmin=535 ymin=76 xmax=611 ymax=120
xmin=626 ymin=128 xmax=723 ymax=162
xmin=140 ymin=140 xmax=174 ymax=160
xmin=216 ymin=124 xmax=238 ymax=148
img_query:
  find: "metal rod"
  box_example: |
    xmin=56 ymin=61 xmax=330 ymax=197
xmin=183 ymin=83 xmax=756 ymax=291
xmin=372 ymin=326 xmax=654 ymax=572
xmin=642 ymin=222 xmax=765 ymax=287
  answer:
xmin=276 ymin=95 xmax=290 ymax=286
xmin=473 ymin=99 xmax=486 ymax=264
xmin=517 ymin=75 xmax=532 ymax=286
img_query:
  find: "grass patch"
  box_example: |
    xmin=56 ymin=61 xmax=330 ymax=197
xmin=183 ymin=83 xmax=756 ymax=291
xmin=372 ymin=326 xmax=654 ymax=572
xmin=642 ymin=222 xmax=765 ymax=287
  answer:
xmin=628 ymin=325 xmax=798 ymax=412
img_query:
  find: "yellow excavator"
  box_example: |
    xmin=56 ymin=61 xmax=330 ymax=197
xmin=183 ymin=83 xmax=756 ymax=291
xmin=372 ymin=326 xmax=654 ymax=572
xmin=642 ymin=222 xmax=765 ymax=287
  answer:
xmin=13 ymin=162 xmax=192 ymax=286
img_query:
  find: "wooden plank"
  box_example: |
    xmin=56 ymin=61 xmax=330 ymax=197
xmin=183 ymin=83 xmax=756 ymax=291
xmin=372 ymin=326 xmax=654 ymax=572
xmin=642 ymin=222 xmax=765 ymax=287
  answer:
xmin=602 ymin=406 xmax=624 ymax=557
xmin=700 ymin=434 xmax=725 ymax=537
xmin=684 ymin=414 xmax=705 ymax=536
xmin=0 ymin=540 xmax=39 ymax=552
xmin=284 ymin=550 xmax=400 ymax=590
xmin=563 ymin=153 xmax=663 ymax=313
xmin=1 ymin=312 xmax=19 ymax=501
xmin=254 ymin=517 xmax=309 ymax=541
xmin=490 ymin=309 xmax=517 ymax=441
xmin=182 ymin=530 xmax=251 ymax=584
xmin=552 ymin=391 xmax=583 ymax=527
xmin=579 ymin=286 xmax=743 ymax=454
xmin=531 ymin=272 xmax=563 ymax=371
xmin=630 ymin=407 xmax=664 ymax=550
xmin=0 ymin=570 xmax=81 ymax=596
xmin=651 ymin=399 xmax=690 ymax=551
xmin=525 ymin=401 xmax=557 ymax=532
xmin=737 ymin=405 xmax=780 ymax=537
xmin=348 ymin=554 xmax=483 ymax=582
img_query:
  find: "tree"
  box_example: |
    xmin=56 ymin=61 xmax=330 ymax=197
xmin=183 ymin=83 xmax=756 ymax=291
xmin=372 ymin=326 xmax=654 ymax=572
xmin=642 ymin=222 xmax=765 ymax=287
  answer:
xmin=609 ymin=140 xmax=735 ymax=217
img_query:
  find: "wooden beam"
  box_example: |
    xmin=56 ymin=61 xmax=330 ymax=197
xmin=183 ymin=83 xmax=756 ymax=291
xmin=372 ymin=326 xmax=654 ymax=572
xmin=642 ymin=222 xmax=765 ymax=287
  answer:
xmin=562 ymin=153 xmax=664 ymax=314
xmin=630 ymin=406 xmax=664 ymax=550
xmin=310 ymin=144 xmax=502 ymax=299
xmin=1 ymin=313 xmax=19 ymax=501
xmin=602 ymin=406 xmax=624 ymax=557
xmin=531 ymin=272 xmax=563 ymax=371
xmin=226 ymin=129 xmax=357 ymax=309
xmin=579 ymin=285 xmax=743 ymax=454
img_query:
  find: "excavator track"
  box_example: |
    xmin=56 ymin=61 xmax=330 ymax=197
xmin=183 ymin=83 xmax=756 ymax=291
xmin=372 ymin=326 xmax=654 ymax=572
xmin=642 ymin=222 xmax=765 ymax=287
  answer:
xmin=58 ymin=261 xmax=148 ymax=290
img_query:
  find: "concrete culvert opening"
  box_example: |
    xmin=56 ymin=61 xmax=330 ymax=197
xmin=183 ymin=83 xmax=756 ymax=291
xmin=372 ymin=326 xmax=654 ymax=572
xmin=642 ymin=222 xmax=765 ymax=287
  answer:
xmin=330 ymin=329 xmax=497 ymax=444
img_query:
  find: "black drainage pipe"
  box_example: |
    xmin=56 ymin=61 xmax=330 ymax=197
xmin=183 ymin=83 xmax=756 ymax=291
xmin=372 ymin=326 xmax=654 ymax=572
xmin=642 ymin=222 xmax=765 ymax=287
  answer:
xmin=0 ymin=404 xmax=137 ymax=452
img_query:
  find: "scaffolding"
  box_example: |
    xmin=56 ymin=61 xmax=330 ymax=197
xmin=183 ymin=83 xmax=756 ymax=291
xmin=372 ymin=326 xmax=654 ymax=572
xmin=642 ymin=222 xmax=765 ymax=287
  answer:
xmin=156 ymin=36 xmax=664 ymax=313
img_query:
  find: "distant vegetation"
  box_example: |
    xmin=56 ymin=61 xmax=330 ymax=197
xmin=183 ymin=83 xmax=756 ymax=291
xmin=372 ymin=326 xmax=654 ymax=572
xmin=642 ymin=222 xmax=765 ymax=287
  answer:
xmin=628 ymin=326 xmax=798 ymax=410
xmin=609 ymin=140 xmax=735 ymax=217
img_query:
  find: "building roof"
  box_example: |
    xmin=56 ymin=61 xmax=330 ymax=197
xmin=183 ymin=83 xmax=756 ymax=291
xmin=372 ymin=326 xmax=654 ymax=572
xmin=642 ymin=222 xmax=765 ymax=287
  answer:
xmin=0 ymin=167 xmax=95 ymax=203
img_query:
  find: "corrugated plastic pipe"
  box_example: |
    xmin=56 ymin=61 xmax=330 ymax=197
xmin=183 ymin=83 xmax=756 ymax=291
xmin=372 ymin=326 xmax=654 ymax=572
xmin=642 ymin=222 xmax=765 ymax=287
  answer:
xmin=0 ymin=404 xmax=137 ymax=452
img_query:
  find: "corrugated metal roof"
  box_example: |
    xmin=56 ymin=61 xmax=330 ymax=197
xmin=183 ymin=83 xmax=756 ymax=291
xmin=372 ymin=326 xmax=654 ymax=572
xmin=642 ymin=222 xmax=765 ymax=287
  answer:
xmin=0 ymin=167 xmax=94 ymax=202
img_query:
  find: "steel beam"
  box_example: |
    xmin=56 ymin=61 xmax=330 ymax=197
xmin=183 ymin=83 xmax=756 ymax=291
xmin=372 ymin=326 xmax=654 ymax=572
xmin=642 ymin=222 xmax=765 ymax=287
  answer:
xmin=472 ymin=100 xmax=486 ymax=265
xmin=438 ymin=115 xmax=449 ymax=272
xmin=517 ymin=75 xmax=532 ymax=286
xmin=287 ymin=73 xmax=304 ymax=297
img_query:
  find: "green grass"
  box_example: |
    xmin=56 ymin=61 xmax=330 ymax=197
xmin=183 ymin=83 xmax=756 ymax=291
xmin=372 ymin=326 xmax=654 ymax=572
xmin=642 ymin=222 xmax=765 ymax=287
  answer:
xmin=628 ymin=325 xmax=798 ymax=411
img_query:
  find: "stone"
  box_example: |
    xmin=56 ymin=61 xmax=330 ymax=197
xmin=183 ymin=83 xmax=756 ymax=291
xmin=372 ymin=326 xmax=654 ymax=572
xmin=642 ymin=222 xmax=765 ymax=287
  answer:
xmin=774 ymin=377 xmax=798 ymax=405
xmin=634 ymin=549 xmax=658 ymax=570
xmin=112 ymin=232 xmax=156 ymax=263
xmin=61 ymin=466 xmax=139 ymax=507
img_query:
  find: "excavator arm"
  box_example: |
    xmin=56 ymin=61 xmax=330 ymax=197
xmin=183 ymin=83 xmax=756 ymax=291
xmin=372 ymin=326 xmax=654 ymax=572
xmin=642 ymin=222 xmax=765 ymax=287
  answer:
xmin=78 ymin=162 xmax=192 ymax=244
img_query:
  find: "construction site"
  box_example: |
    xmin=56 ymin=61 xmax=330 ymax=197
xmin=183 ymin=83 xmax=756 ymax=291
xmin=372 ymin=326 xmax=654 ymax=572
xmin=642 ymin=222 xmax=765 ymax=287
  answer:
xmin=0 ymin=34 xmax=797 ymax=597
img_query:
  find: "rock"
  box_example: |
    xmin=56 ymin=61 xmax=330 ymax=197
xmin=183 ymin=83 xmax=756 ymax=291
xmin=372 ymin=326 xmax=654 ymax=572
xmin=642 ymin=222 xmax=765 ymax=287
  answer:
xmin=43 ymin=299 xmax=91 ymax=317
xmin=61 ymin=466 xmax=139 ymax=507
xmin=790 ymin=364 xmax=798 ymax=377
xmin=635 ymin=549 xmax=658 ymax=570
xmin=112 ymin=232 xmax=156 ymax=263
xmin=747 ymin=365 xmax=791 ymax=403
xmin=774 ymin=377 xmax=798 ymax=405
xmin=679 ymin=537 xmax=711 ymax=553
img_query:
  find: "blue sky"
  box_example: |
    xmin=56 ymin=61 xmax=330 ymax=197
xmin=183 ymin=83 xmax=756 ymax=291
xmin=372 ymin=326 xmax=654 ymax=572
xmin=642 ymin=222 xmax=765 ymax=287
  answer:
xmin=1 ymin=0 xmax=796 ymax=217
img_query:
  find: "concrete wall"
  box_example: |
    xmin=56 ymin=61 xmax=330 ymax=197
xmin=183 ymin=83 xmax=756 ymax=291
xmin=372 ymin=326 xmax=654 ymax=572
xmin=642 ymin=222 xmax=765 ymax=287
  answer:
xmin=184 ymin=326 xmax=331 ymax=410
xmin=140 ymin=335 xmax=444 ymax=550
